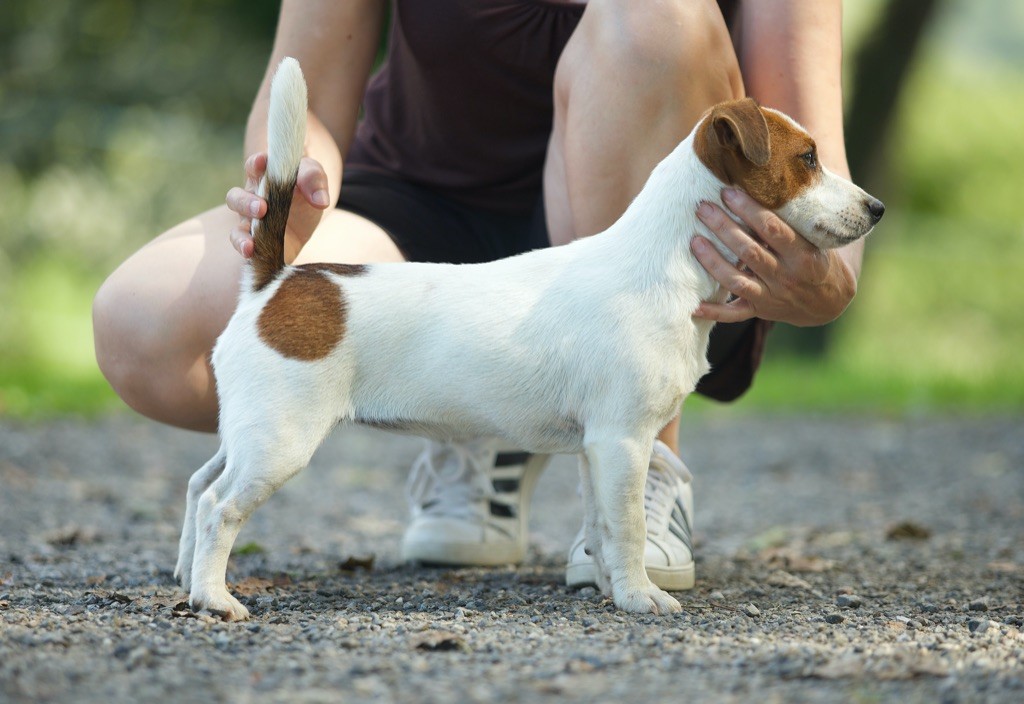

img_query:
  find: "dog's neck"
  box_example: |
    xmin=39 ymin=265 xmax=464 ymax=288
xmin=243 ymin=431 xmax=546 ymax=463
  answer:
xmin=601 ymin=134 xmax=739 ymax=301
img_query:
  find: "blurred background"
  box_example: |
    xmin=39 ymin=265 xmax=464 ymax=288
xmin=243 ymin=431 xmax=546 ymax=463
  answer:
xmin=0 ymin=0 xmax=1021 ymax=419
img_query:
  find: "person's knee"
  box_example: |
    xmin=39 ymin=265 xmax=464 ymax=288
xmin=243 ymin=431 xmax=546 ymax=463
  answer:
xmin=94 ymin=272 xmax=149 ymax=401
xmin=93 ymin=270 xmax=191 ymax=419
xmin=581 ymin=0 xmax=739 ymax=90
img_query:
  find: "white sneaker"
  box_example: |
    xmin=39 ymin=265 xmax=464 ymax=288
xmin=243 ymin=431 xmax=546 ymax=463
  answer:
xmin=565 ymin=440 xmax=695 ymax=591
xmin=400 ymin=439 xmax=549 ymax=566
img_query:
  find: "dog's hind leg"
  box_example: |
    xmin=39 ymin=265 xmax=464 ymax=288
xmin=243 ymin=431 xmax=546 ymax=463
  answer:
xmin=585 ymin=433 xmax=681 ymax=615
xmin=577 ymin=452 xmax=611 ymax=596
xmin=188 ymin=430 xmax=320 ymax=621
xmin=175 ymin=444 xmax=227 ymax=591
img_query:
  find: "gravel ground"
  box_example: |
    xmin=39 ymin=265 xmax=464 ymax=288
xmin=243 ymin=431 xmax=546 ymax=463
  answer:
xmin=1 ymin=414 xmax=1022 ymax=703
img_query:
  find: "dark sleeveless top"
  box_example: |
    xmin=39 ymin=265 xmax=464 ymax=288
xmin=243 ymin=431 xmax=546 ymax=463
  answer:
xmin=347 ymin=0 xmax=738 ymax=215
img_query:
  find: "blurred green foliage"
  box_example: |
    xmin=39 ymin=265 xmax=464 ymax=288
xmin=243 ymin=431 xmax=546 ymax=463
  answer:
xmin=895 ymin=64 xmax=1024 ymax=229
xmin=0 ymin=0 xmax=278 ymax=416
xmin=1 ymin=0 xmax=275 ymax=174
xmin=0 ymin=0 xmax=1022 ymax=418
xmin=0 ymin=0 xmax=275 ymax=263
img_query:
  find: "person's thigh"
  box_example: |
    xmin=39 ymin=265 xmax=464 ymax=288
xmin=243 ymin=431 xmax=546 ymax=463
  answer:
xmin=544 ymin=0 xmax=742 ymax=245
xmin=293 ymin=208 xmax=405 ymax=265
xmin=93 ymin=204 xmax=403 ymax=431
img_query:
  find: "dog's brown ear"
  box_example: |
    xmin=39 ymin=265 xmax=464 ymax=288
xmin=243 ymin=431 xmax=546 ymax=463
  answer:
xmin=711 ymin=98 xmax=770 ymax=167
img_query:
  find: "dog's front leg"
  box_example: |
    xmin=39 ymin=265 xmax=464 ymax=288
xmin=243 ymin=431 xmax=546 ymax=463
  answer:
xmin=585 ymin=435 xmax=681 ymax=615
xmin=175 ymin=444 xmax=227 ymax=592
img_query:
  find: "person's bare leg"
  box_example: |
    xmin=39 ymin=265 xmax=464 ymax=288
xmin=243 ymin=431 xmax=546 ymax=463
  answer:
xmin=545 ymin=0 xmax=743 ymax=452
xmin=93 ymin=205 xmax=404 ymax=432
xmin=659 ymin=416 xmax=682 ymax=455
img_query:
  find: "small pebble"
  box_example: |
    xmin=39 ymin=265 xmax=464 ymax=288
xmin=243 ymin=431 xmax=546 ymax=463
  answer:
xmin=968 ymin=619 xmax=990 ymax=634
xmin=825 ymin=613 xmax=845 ymax=624
xmin=743 ymin=604 xmax=760 ymax=618
xmin=836 ymin=594 xmax=863 ymax=609
xmin=968 ymin=599 xmax=989 ymax=612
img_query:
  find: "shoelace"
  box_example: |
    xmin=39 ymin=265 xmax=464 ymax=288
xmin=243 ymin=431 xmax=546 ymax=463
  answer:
xmin=643 ymin=466 xmax=679 ymax=532
xmin=643 ymin=448 xmax=693 ymax=533
xmin=404 ymin=440 xmax=495 ymax=521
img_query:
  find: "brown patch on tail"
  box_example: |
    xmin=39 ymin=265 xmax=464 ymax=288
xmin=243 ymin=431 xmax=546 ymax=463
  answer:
xmin=250 ymin=177 xmax=296 ymax=291
xmin=257 ymin=268 xmax=347 ymax=360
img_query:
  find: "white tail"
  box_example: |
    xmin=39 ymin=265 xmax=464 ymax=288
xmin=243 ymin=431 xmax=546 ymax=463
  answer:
xmin=250 ymin=58 xmax=308 ymax=291
xmin=263 ymin=57 xmax=307 ymax=188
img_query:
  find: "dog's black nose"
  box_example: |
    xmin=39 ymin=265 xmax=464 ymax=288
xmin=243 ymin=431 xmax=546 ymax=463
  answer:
xmin=866 ymin=198 xmax=885 ymax=223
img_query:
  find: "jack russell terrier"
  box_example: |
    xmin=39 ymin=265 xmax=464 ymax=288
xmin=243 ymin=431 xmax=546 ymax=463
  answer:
xmin=174 ymin=58 xmax=883 ymax=620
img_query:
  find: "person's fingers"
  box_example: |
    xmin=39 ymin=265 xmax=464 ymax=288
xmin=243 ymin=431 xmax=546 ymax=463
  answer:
xmin=692 ymin=298 xmax=756 ymax=323
xmin=690 ymin=236 xmax=766 ymax=303
xmin=220 ymin=153 xmax=272 ymax=261
xmin=229 ymin=220 xmax=255 ymax=259
xmin=697 ymin=201 xmax=777 ymax=279
xmin=722 ymin=188 xmax=810 ymax=255
xmin=295 ymin=157 xmax=330 ymax=208
xmin=244 ymin=152 xmax=268 ymax=188
xmin=226 ymin=186 xmax=266 ymax=220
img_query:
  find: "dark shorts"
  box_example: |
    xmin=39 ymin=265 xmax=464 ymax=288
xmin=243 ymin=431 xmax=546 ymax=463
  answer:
xmin=337 ymin=169 xmax=769 ymax=402
xmin=338 ymin=169 xmax=549 ymax=264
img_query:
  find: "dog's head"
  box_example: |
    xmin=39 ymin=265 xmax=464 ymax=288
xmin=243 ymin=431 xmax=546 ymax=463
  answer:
xmin=695 ymin=98 xmax=884 ymax=249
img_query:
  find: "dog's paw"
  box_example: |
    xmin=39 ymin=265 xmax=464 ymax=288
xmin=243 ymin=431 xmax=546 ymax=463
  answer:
xmin=190 ymin=588 xmax=250 ymax=622
xmin=173 ymin=562 xmax=191 ymax=591
xmin=614 ymin=585 xmax=682 ymax=616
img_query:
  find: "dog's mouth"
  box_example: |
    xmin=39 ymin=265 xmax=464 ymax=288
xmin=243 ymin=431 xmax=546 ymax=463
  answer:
xmin=813 ymin=223 xmax=870 ymax=247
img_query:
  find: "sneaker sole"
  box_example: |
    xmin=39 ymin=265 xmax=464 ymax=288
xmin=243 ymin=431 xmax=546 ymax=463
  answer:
xmin=401 ymin=452 xmax=550 ymax=567
xmin=401 ymin=540 xmax=527 ymax=567
xmin=565 ymin=560 xmax=696 ymax=591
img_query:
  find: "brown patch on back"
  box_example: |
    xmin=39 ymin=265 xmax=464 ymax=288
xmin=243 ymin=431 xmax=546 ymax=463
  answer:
xmin=257 ymin=269 xmax=348 ymax=360
xmin=696 ymin=100 xmax=818 ymax=209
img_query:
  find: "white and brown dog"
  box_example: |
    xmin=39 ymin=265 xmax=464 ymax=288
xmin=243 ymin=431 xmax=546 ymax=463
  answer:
xmin=174 ymin=58 xmax=883 ymax=620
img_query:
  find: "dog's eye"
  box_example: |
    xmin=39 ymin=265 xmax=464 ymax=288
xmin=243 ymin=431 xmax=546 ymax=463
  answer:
xmin=801 ymin=150 xmax=817 ymax=170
